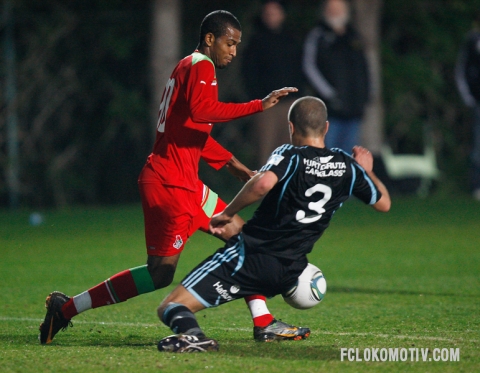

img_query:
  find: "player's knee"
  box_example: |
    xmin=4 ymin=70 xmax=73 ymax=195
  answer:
xmin=150 ymin=270 xmax=175 ymax=289
xmin=147 ymin=255 xmax=179 ymax=289
xmin=153 ymin=274 xmax=174 ymax=289
xmin=147 ymin=262 xmax=175 ymax=289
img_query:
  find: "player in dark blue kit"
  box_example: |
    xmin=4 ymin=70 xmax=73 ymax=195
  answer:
xmin=155 ymin=96 xmax=391 ymax=352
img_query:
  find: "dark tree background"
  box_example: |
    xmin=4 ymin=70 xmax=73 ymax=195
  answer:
xmin=381 ymin=0 xmax=478 ymax=192
xmin=1 ymin=0 xmax=153 ymax=207
xmin=1 ymin=0 xmax=479 ymax=208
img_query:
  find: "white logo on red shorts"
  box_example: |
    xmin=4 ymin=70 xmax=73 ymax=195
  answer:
xmin=173 ymin=235 xmax=183 ymax=249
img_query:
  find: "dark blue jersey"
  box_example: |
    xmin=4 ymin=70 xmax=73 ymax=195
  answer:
xmin=242 ymin=144 xmax=381 ymax=260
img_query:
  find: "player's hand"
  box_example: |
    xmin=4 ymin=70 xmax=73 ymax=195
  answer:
xmin=225 ymin=156 xmax=255 ymax=182
xmin=209 ymin=212 xmax=233 ymax=235
xmin=352 ymin=146 xmax=373 ymax=172
xmin=262 ymin=87 xmax=298 ymax=110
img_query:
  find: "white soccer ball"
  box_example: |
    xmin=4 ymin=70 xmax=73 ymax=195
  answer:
xmin=282 ymin=263 xmax=327 ymax=309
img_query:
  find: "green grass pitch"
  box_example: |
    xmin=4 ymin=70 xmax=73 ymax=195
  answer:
xmin=0 ymin=196 xmax=479 ymax=372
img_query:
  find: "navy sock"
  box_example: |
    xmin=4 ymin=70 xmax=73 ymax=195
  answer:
xmin=162 ymin=303 xmax=204 ymax=337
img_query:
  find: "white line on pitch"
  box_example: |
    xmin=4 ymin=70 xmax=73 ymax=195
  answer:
xmin=1 ymin=316 xmax=476 ymax=343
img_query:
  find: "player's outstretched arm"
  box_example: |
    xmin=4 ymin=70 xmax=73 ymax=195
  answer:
xmin=352 ymin=146 xmax=391 ymax=213
xmin=262 ymin=87 xmax=298 ymax=110
xmin=210 ymin=171 xmax=278 ymax=234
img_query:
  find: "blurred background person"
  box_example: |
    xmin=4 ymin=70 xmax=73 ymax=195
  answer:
xmin=455 ymin=12 xmax=480 ymax=200
xmin=242 ymin=0 xmax=303 ymax=168
xmin=302 ymin=0 xmax=371 ymax=153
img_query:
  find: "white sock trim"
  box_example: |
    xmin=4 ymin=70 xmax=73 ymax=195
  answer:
xmin=247 ymin=299 xmax=270 ymax=318
xmin=73 ymin=291 xmax=92 ymax=314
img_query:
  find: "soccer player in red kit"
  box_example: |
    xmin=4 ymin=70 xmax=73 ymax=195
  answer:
xmin=39 ymin=10 xmax=309 ymax=345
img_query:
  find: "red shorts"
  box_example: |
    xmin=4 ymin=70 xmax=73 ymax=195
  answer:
xmin=138 ymin=164 xmax=226 ymax=257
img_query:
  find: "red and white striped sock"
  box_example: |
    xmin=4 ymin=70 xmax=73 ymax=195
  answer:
xmin=61 ymin=265 xmax=155 ymax=320
xmin=244 ymin=295 xmax=274 ymax=328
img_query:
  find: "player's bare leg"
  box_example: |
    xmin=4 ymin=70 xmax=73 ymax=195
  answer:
xmin=147 ymin=254 xmax=180 ymax=289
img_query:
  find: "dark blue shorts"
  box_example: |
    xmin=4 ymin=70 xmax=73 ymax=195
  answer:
xmin=181 ymin=234 xmax=308 ymax=308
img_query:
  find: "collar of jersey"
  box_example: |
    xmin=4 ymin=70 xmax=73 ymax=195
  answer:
xmin=192 ymin=50 xmax=215 ymax=69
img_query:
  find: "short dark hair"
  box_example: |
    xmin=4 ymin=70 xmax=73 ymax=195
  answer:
xmin=198 ymin=10 xmax=242 ymax=47
xmin=288 ymin=96 xmax=328 ymax=137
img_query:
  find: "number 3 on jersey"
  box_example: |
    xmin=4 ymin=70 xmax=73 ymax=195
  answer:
xmin=296 ymin=184 xmax=332 ymax=224
xmin=157 ymin=78 xmax=175 ymax=133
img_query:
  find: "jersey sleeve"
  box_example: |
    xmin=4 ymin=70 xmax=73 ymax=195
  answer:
xmin=350 ymin=162 xmax=382 ymax=205
xmin=187 ymin=60 xmax=263 ymax=123
xmin=201 ymin=135 xmax=233 ymax=170
xmin=259 ymin=145 xmax=296 ymax=181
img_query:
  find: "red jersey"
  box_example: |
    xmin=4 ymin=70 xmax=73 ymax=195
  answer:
xmin=147 ymin=51 xmax=263 ymax=192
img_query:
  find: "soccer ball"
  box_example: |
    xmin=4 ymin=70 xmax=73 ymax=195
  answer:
xmin=282 ymin=263 xmax=327 ymax=309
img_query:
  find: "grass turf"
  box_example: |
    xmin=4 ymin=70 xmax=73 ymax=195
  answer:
xmin=0 ymin=196 xmax=479 ymax=372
